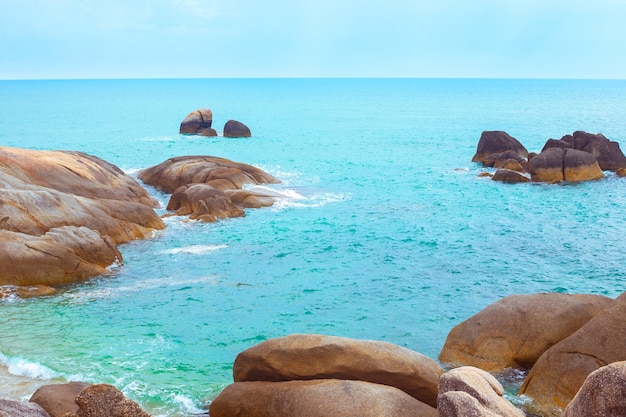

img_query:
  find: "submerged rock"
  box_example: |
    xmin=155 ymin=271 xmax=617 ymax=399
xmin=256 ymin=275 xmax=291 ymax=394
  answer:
xmin=233 ymin=333 xmax=444 ymax=407
xmin=209 ymin=379 xmax=438 ymax=417
xmin=492 ymin=169 xmax=530 ymax=183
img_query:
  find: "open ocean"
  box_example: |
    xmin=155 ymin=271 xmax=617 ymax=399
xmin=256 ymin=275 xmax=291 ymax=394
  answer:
xmin=0 ymin=78 xmax=625 ymax=415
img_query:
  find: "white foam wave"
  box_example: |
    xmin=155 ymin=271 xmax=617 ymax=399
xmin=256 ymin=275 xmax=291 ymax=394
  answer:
xmin=244 ymin=184 xmax=305 ymax=199
xmin=272 ymin=191 xmax=350 ymax=210
xmin=0 ymin=351 xmax=59 ymax=380
xmin=64 ymin=275 xmax=220 ymax=302
xmin=173 ymin=394 xmax=206 ymax=415
xmin=160 ymin=244 xmax=228 ymax=255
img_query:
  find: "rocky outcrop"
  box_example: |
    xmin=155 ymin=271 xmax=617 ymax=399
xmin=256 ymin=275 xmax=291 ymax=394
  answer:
xmin=64 ymin=384 xmax=151 ymax=417
xmin=223 ymin=120 xmax=252 ymax=137
xmin=166 ymin=184 xmax=245 ymax=222
xmin=138 ymin=156 xmax=279 ymax=194
xmin=179 ymin=108 xmax=215 ymax=136
xmin=0 ymin=147 xmax=164 ymax=288
xmin=233 ymin=334 xmax=444 ymax=407
xmin=138 ymin=156 xmax=281 ymax=222
xmin=30 ymin=382 xmax=90 ymax=417
xmin=519 ymin=292 xmax=626 ymax=413
xmin=472 ymin=131 xmax=529 ymax=164
xmin=529 ymin=147 xmax=603 ymax=182
xmin=209 ymin=379 xmax=438 ymax=417
xmin=571 ymin=131 xmax=626 ymax=170
xmin=0 ymin=397 xmax=50 ymax=417
xmin=562 ymin=361 xmax=626 ymax=417
xmin=491 ymin=169 xmax=530 ymax=183
xmin=542 ymin=138 xmax=573 ymax=152
xmin=439 ymin=294 xmax=613 ymax=371
xmin=438 ymin=366 xmax=525 ymax=417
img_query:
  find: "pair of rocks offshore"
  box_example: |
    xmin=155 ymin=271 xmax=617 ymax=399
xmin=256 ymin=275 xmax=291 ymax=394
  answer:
xmin=472 ymin=130 xmax=626 ymax=183
xmin=179 ymin=108 xmax=252 ymax=137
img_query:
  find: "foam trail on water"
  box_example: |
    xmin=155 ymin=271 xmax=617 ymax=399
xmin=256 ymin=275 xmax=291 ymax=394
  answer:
xmin=160 ymin=244 xmax=228 ymax=255
xmin=0 ymin=351 xmax=59 ymax=380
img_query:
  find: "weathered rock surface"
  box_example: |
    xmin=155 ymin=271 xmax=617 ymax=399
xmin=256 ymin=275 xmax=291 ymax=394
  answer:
xmin=439 ymin=293 xmax=613 ymax=371
xmin=438 ymin=366 xmax=525 ymax=417
xmin=64 ymin=384 xmax=151 ymax=417
xmin=233 ymin=333 xmax=444 ymax=407
xmin=179 ymin=108 xmax=213 ymax=135
xmin=223 ymin=119 xmax=252 ymax=137
xmin=519 ymin=292 xmax=626 ymax=412
xmin=0 ymin=397 xmax=50 ymax=417
xmin=138 ymin=156 xmax=281 ymax=222
xmin=529 ymin=147 xmax=604 ymax=182
xmin=562 ymin=361 xmax=626 ymax=417
xmin=209 ymin=379 xmax=438 ymax=417
xmin=492 ymin=169 xmax=530 ymax=183
xmin=166 ymin=184 xmax=245 ymax=222
xmin=571 ymin=131 xmax=626 ymax=170
xmin=542 ymin=138 xmax=573 ymax=152
xmin=138 ymin=156 xmax=279 ymax=194
xmin=472 ymin=131 xmax=529 ymax=164
xmin=30 ymin=382 xmax=90 ymax=417
xmin=0 ymin=147 xmax=164 ymax=287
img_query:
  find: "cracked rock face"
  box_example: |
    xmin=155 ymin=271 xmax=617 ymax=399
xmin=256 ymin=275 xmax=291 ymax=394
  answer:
xmin=0 ymin=147 xmax=164 ymax=288
xmin=179 ymin=108 xmax=214 ymax=135
xmin=519 ymin=292 xmax=626 ymax=413
xmin=529 ymin=147 xmax=604 ymax=182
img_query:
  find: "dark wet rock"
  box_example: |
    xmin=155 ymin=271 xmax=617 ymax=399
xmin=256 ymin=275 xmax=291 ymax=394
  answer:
xmin=209 ymin=379 xmax=438 ymax=417
xmin=529 ymin=147 xmax=603 ymax=183
xmin=179 ymin=108 xmax=213 ymax=135
xmin=223 ymin=120 xmax=251 ymax=137
xmin=571 ymin=131 xmax=626 ymax=170
xmin=493 ymin=150 xmax=526 ymax=169
xmin=541 ymin=138 xmax=573 ymax=152
xmin=472 ymin=131 xmax=528 ymax=164
xmin=492 ymin=169 xmax=530 ymax=183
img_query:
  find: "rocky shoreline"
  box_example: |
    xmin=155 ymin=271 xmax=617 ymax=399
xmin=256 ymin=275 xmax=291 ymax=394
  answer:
xmin=2 ymin=126 xmax=626 ymax=416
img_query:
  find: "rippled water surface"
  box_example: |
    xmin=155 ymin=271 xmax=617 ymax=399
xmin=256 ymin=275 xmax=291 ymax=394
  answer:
xmin=0 ymin=79 xmax=625 ymax=415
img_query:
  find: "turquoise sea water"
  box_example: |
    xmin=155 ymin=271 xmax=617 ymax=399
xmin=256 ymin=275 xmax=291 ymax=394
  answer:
xmin=0 ymin=78 xmax=625 ymax=415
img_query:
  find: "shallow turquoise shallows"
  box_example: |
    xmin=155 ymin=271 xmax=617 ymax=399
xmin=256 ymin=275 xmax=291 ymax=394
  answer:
xmin=0 ymin=79 xmax=625 ymax=416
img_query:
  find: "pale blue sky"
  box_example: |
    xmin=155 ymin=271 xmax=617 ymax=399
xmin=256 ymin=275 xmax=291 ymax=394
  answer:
xmin=1 ymin=0 xmax=626 ymax=79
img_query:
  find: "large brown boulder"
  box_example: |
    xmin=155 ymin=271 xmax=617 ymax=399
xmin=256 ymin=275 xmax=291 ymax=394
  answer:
xmin=562 ymin=361 xmax=626 ymax=417
xmin=223 ymin=119 xmax=252 ymax=138
xmin=0 ymin=147 xmax=164 ymax=287
xmin=529 ymin=147 xmax=604 ymax=182
xmin=179 ymin=108 xmax=214 ymax=135
xmin=166 ymin=184 xmax=245 ymax=222
xmin=64 ymin=384 xmax=150 ymax=417
xmin=209 ymin=379 xmax=438 ymax=417
xmin=571 ymin=131 xmax=626 ymax=170
xmin=472 ymin=131 xmax=528 ymax=164
xmin=137 ymin=156 xmax=279 ymax=194
xmin=0 ymin=227 xmax=121 ymax=287
xmin=438 ymin=366 xmax=525 ymax=417
xmin=0 ymin=398 xmax=50 ymax=417
xmin=542 ymin=138 xmax=573 ymax=152
xmin=30 ymin=382 xmax=90 ymax=417
xmin=519 ymin=292 xmax=626 ymax=413
xmin=233 ymin=334 xmax=444 ymax=407
xmin=439 ymin=294 xmax=613 ymax=371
